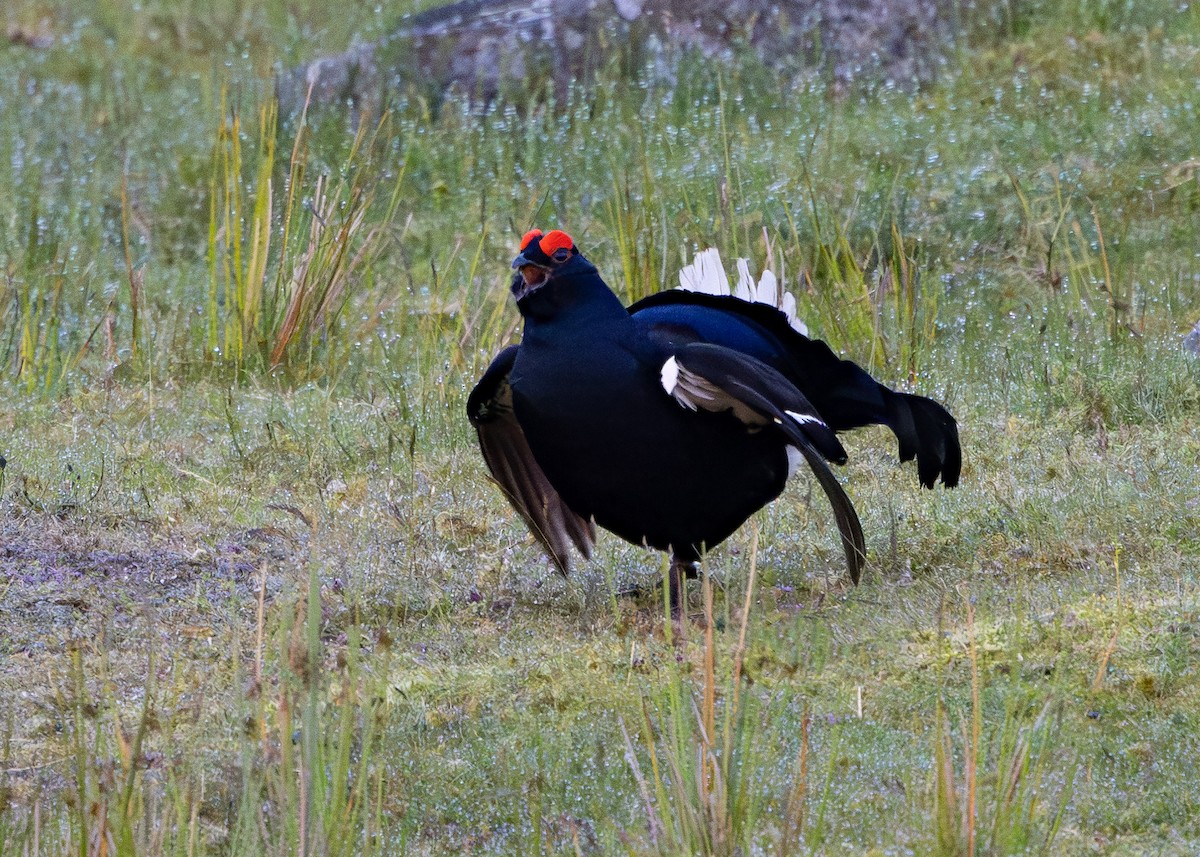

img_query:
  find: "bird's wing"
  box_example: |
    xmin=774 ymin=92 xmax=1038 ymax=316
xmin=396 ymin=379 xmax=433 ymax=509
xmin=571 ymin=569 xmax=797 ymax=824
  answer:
xmin=632 ymin=290 xmax=961 ymax=489
xmin=660 ymin=342 xmax=865 ymax=584
xmin=467 ymin=346 xmax=596 ymax=573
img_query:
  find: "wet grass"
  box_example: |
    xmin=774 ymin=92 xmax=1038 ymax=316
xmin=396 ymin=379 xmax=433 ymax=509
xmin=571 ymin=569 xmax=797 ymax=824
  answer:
xmin=3 ymin=0 xmax=1200 ymax=852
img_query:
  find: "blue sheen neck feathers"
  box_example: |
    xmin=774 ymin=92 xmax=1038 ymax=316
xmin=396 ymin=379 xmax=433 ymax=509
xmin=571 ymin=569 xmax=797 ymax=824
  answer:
xmin=516 ymin=256 xmax=628 ymax=325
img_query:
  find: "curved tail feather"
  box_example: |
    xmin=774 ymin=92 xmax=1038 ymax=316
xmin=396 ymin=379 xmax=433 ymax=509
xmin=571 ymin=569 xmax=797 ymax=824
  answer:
xmin=886 ymin=391 xmax=961 ymax=488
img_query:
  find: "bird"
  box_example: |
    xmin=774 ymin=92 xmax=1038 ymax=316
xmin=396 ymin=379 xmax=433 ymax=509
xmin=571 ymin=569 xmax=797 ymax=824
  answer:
xmin=468 ymin=229 xmax=960 ymax=614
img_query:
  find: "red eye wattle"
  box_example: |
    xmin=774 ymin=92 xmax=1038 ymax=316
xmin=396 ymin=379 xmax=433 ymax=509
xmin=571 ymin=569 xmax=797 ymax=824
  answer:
xmin=519 ymin=229 xmax=544 ymax=252
xmin=539 ymin=230 xmax=574 ymax=257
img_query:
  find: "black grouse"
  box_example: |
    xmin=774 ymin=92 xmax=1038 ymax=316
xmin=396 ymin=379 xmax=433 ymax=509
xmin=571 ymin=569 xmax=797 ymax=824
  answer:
xmin=468 ymin=229 xmax=960 ymax=613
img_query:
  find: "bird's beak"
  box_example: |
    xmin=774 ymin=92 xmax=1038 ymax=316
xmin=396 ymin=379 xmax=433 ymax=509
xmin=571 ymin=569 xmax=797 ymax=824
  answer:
xmin=510 ymin=270 xmax=529 ymax=299
xmin=510 ymin=257 xmax=551 ymax=300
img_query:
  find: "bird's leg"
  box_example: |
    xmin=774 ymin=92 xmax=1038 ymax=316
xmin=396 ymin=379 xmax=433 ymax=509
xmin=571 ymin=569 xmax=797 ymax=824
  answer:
xmin=667 ymin=554 xmax=697 ymax=618
xmin=612 ymin=556 xmax=700 ymax=615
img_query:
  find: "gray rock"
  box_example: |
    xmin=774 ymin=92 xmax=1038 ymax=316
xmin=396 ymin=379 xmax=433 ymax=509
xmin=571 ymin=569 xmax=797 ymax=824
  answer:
xmin=1183 ymin=320 xmax=1200 ymax=356
xmin=278 ymin=0 xmax=965 ymax=117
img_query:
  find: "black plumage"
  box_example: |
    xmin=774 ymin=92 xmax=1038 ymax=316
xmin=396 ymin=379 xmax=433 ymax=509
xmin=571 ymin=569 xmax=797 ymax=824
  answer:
xmin=468 ymin=229 xmax=960 ymax=613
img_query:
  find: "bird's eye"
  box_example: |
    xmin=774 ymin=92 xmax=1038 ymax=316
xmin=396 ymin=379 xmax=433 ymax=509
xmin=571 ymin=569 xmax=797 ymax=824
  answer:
xmin=552 ymin=247 xmax=571 ymax=263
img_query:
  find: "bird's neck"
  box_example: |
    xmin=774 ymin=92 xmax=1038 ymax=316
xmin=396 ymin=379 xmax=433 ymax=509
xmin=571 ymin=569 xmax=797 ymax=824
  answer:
xmin=517 ymin=272 xmax=629 ymax=330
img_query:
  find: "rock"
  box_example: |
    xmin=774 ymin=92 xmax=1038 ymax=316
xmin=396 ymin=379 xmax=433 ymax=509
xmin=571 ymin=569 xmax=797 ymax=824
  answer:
xmin=278 ymin=0 xmax=962 ymax=117
xmin=1184 ymin=320 xmax=1200 ymax=356
xmin=275 ymin=40 xmax=381 ymax=124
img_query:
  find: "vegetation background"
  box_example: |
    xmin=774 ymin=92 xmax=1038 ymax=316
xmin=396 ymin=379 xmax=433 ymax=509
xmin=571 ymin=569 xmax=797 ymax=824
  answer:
xmin=2 ymin=0 xmax=1199 ymax=853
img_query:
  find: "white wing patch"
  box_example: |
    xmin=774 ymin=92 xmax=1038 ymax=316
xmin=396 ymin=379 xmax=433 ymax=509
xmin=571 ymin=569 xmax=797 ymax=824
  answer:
xmin=784 ymin=409 xmax=825 ymax=427
xmin=660 ymin=356 xmax=767 ymax=426
xmin=677 ymin=248 xmax=809 ymax=336
xmin=660 ymin=355 xmax=680 ymax=396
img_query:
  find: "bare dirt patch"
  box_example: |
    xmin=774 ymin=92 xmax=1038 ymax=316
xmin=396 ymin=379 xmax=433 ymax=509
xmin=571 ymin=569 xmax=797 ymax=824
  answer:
xmin=1 ymin=510 xmax=308 ymax=773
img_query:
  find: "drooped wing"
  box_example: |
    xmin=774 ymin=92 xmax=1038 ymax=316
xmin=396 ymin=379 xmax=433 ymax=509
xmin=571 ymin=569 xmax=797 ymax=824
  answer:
xmin=632 ymin=290 xmax=961 ymax=489
xmin=467 ymin=346 xmax=596 ymax=573
xmin=660 ymin=342 xmax=865 ymax=584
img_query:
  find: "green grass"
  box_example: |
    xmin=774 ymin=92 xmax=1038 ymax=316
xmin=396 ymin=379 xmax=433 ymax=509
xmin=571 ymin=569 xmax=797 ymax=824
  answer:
xmin=3 ymin=0 xmax=1200 ymax=853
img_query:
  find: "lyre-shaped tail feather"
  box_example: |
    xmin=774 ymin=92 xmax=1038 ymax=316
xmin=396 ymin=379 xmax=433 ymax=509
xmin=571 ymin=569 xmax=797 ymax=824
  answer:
xmin=678 ymin=248 xmax=808 ymax=335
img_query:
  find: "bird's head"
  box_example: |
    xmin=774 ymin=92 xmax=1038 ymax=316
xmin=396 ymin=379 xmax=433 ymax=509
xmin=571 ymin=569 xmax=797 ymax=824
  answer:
xmin=510 ymin=229 xmax=583 ymax=301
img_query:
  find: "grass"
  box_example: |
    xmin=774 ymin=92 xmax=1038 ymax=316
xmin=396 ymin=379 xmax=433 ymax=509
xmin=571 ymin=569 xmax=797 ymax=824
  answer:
xmin=3 ymin=0 xmax=1200 ymax=853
